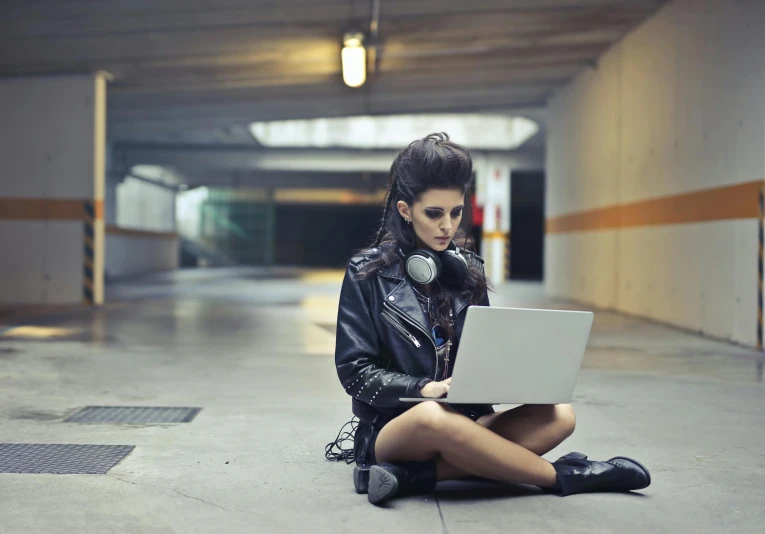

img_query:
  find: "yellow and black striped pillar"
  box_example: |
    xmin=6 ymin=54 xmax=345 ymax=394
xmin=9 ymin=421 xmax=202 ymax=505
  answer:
xmin=83 ymin=200 xmax=96 ymax=305
xmin=481 ymin=230 xmax=510 ymax=282
xmin=758 ymin=186 xmax=763 ymax=351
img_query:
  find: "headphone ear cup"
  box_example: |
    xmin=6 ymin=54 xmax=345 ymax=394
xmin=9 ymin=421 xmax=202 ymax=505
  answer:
xmin=439 ymin=249 xmax=469 ymax=287
xmin=405 ymin=249 xmax=442 ymax=285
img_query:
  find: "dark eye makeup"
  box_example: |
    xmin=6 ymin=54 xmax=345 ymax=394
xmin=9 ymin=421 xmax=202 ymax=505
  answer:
xmin=424 ymin=207 xmax=463 ymax=219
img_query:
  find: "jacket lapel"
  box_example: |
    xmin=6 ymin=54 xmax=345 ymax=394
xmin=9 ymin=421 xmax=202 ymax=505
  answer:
xmin=379 ymin=263 xmax=430 ymax=333
xmin=379 ymin=260 xmax=470 ymax=331
xmin=453 ymin=294 xmax=469 ymax=318
xmin=386 ymin=281 xmax=431 ymax=334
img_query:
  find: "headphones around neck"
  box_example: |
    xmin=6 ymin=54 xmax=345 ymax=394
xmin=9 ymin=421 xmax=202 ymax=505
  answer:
xmin=400 ymin=241 xmax=469 ymax=287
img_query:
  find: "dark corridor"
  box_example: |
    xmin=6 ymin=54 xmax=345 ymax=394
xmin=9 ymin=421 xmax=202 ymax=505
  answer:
xmin=274 ymin=204 xmax=381 ymax=268
xmin=510 ymin=171 xmax=545 ymax=281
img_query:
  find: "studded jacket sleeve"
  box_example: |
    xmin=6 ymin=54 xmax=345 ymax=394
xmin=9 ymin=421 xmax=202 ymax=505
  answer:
xmin=335 ymin=264 xmax=429 ymax=408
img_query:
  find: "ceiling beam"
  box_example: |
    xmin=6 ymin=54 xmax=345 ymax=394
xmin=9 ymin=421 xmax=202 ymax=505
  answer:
xmin=113 ymin=143 xmax=545 ymax=175
xmin=0 ymin=1 xmax=664 ymax=39
xmin=179 ymin=170 xmax=390 ymax=190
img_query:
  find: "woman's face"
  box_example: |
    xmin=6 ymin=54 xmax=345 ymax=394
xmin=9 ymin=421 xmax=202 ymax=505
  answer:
xmin=397 ymin=188 xmax=465 ymax=252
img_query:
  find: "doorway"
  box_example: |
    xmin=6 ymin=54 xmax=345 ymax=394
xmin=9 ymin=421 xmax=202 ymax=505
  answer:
xmin=510 ymin=171 xmax=545 ymax=281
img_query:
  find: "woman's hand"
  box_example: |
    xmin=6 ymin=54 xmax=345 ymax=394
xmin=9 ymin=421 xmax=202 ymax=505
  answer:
xmin=420 ymin=378 xmax=451 ymax=398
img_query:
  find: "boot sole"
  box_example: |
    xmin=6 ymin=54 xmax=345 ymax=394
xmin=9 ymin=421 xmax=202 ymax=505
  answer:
xmin=368 ymin=465 xmax=399 ymax=505
xmin=353 ymin=466 xmax=370 ymax=494
xmin=609 ymin=456 xmax=651 ymax=489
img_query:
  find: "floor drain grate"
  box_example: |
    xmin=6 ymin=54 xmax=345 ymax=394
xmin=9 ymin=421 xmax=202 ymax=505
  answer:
xmin=64 ymin=406 xmax=201 ymax=424
xmin=0 ymin=444 xmax=134 ymax=474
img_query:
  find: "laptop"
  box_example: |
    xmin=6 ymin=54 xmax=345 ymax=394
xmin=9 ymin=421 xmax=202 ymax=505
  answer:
xmin=399 ymin=306 xmax=594 ymax=405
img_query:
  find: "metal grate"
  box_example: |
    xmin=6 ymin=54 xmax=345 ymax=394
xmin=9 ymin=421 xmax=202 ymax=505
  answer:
xmin=0 ymin=444 xmax=134 ymax=474
xmin=64 ymin=406 xmax=201 ymax=424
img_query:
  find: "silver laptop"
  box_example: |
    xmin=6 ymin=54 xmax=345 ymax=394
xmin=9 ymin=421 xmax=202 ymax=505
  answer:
xmin=400 ymin=306 xmax=594 ymax=405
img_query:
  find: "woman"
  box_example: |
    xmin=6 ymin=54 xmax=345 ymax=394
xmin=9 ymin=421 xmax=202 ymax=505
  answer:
xmin=330 ymin=133 xmax=650 ymax=505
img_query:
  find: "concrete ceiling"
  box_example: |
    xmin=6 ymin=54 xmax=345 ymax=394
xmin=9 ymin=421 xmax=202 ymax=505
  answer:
xmin=2 ymin=1 xmax=666 ymax=187
xmin=1 ymin=1 xmax=666 ymax=145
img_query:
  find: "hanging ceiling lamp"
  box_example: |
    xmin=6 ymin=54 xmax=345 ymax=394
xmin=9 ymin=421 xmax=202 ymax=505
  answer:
xmin=341 ymin=32 xmax=366 ymax=88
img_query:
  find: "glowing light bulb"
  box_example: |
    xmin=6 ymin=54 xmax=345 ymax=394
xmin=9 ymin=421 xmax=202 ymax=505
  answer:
xmin=342 ymin=33 xmax=366 ymax=88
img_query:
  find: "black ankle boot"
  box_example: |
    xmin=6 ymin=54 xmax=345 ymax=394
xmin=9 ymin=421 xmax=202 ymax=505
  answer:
xmin=367 ymin=460 xmax=438 ymax=505
xmin=353 ymin=465 xmax=370 ymax=494
xmin=555 ymin=452 xmax=588 ymax=463
xmin=549 ymin=452 xmax=651 ymax=496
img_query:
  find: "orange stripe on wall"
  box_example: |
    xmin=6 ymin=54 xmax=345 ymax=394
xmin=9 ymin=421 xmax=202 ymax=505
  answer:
xmin=0 ymin=198 xmax=104 ymax=221
xmin=106 ymin=225 xmax=179 ymax=239
xmin=546 ymin=181 xmax=763 ymax=234
xmin=482 ymin=231 xmax=509 ymax=239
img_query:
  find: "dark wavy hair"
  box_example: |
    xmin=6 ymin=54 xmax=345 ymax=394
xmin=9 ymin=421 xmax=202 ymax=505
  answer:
xmin=355 ymin=133 xmax=491 ymax=339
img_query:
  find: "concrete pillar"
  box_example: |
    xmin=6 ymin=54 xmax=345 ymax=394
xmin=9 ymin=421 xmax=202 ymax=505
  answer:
xmin=475 ymin=157 xmax=511 ymax=285
xmin=0 ymin=73 xmax=109 ymax=306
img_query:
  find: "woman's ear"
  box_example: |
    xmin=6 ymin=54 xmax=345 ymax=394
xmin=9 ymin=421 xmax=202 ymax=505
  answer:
xmin=397 ymin=200 xmax=412 ymax=223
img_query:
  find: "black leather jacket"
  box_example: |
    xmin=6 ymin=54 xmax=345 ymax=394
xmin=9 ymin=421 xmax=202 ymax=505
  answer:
xmin=334 ymin=246 xmax=493 ymax=425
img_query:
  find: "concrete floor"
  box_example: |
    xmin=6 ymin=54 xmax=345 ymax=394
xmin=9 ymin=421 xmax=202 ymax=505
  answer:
xmin=0 ymin=268 xmax=763 ymax=534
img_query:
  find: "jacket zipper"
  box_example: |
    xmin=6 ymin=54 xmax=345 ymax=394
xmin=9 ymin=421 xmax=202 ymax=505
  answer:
xmin=383 ymin=301 xmax=439 ymax=381
xmin=381 ymin=309 xmax=421 ymax=347
xmin=442 ymin=309 xmax=453 ymax=381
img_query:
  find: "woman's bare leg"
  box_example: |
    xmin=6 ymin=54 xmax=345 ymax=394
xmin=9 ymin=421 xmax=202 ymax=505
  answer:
xmin=484 ymin=404 xmax=576 ymax=454
xmin=432 ymin=404 xmax=576 ymax=481
xmin=374 ymin=401 xmax=558 ymax=487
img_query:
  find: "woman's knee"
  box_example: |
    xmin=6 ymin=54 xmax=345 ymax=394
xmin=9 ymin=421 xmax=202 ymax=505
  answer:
xmin=555 ymin=404 xmax=576 ymax=438
xmin=410 ymin=401 xmax=453 ymax=436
